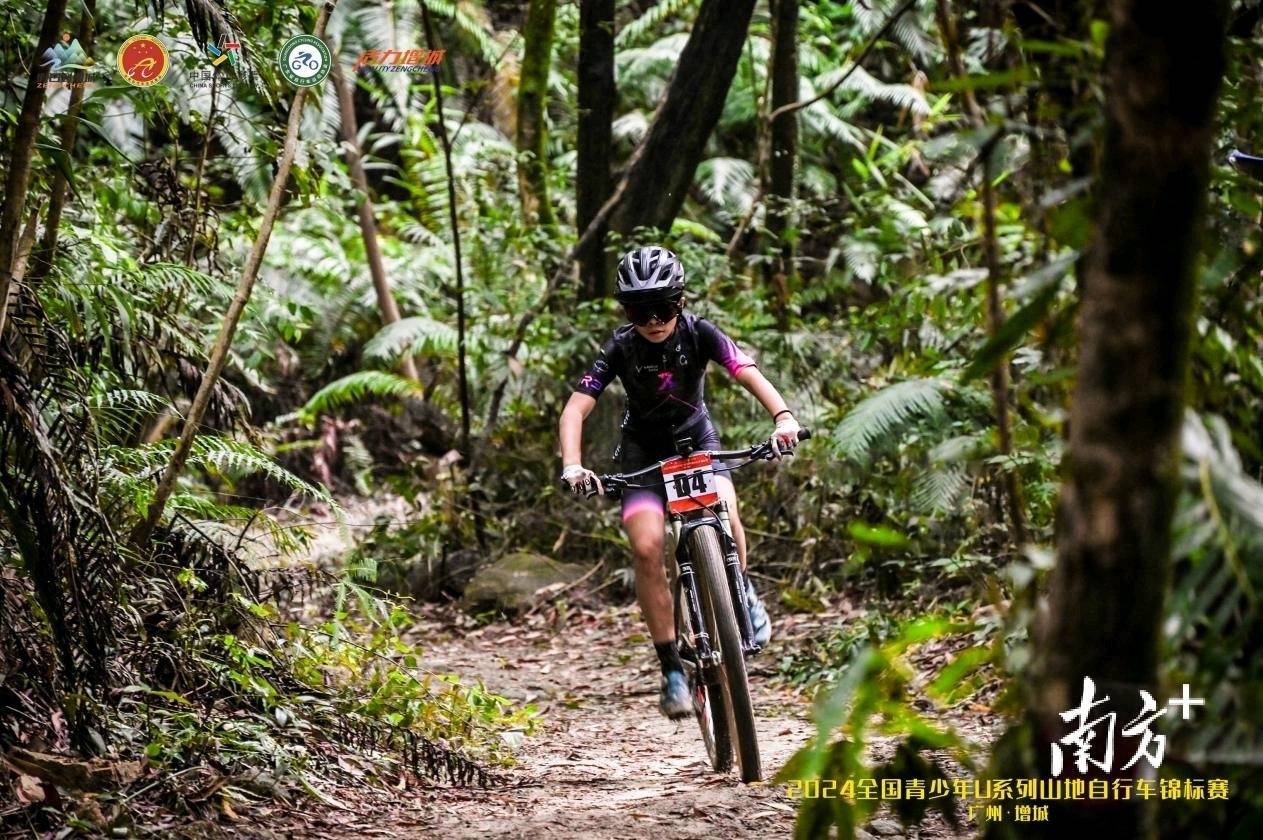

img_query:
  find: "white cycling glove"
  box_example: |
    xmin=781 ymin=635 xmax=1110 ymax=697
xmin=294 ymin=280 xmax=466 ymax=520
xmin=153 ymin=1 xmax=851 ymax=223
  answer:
xmin=561 ymin=464 xmax=603 ymax=496
xmin=770 ymin=412 xmax=801 ymax=460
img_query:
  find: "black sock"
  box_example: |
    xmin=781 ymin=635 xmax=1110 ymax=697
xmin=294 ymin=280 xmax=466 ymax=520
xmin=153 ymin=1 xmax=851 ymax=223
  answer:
xmin=654 ymin=640 xmax=683 ymax=675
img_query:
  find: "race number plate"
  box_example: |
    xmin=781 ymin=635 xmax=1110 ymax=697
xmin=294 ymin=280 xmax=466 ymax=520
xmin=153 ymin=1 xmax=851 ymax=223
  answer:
xmin=661 ymin=453 xmax=720 ymax=513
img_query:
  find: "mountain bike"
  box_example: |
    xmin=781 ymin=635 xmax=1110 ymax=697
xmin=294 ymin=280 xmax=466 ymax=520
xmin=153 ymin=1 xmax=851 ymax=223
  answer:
xmin=575 ymin=428 xmax=810 ymax=783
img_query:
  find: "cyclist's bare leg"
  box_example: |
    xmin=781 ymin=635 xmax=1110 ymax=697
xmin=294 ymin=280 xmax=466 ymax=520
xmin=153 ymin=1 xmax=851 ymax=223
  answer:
xmin=715 ymin=474 xmax=747 ymax=571
xmin=623 ymin=504 xmax=674 ymax=642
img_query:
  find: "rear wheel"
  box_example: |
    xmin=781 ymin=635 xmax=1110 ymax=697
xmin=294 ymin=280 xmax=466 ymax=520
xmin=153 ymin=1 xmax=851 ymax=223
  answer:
xmin=689 ymin=526 xmax=762 ymax=782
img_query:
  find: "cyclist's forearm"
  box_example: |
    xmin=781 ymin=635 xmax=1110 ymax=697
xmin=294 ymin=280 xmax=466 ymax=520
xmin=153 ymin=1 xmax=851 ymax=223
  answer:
xmin=559 ymin=392 xmax=596 ymax=465
xmin=735 ymin=367 xmax=790 ymax=418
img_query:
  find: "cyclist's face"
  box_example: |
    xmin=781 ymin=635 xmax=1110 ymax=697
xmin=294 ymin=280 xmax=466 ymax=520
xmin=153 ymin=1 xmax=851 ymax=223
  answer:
xmin=633 ymin=314 xmax=677 ymax=343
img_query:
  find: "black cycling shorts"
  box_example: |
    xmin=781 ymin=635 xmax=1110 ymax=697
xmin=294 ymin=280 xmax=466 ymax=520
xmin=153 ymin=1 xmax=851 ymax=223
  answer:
xmin=614 ymin=418 xmax=732 ymax=521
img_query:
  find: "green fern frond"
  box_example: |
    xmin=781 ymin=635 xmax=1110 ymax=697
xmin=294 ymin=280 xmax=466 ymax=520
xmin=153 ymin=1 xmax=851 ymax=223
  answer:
xmin=1182 ymin=411 xmax=1263 ymax=536
xmin=695 ymin=157 xmax=757 ymax=214
xmin=89 ymin=388 xmax=171 ymax=415
xmin=841 ymin=237 xmax=881 ymax=282
xmin=616 ymin=0 xmax=701 ymax=47
xmin=417 ymin=0 xmax=510 ymax=66
xmin=187 ymin=437 xmax=328 ymax=502
xmin=166 ymin=493 xmax=311 ymax=557
xmin=618 ymin=33 xmax=691 ymax=84
xmin=612 ymin=111 xmax=650 ymax=145
xmin=879 ymin=197 xmax=930 ymax=234
xmin=89 ymin=389 xmax=172 ymax=444
xmin=912 ymin=465 xmax=969 ymax=514
xmin=814 ymin=64 xmax=931 ymax=117
xmin=102 ymin=437 xmax=333 ymax=506
xmin=138 ymin=262 xmax=220 ymax=298
xmin=853 ymin=0 xmax=939 ymax=63
xmin=834 ymin=378 xmax=948 ymax=461
xmin=363 ymin=316 xmax=460 ymax=365
xmin=299 ymin=371 xmax=427 ymax=425
xmin=929 ymin=433 xmax=991 ymax=464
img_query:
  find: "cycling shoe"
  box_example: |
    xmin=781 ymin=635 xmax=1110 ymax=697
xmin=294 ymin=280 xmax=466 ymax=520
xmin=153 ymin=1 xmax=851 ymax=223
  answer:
xmin=746 ymin=578 xmax=772 ymax=650
xmin=659 ymin=670 xmax=692 ymax=720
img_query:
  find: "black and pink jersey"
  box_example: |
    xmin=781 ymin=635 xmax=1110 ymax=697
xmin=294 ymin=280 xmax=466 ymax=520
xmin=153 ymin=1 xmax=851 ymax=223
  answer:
xmin=574 ymin=313 xmax=756 ymax=436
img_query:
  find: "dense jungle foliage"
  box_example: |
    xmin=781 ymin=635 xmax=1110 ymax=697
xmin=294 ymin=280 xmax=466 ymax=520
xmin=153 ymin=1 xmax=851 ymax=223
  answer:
xmin=1 ymin=0 xmax=1260 ymax=837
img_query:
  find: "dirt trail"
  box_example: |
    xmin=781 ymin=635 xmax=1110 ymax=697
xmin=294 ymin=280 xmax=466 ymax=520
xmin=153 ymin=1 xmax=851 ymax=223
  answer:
xmin=403 ymin=604 xmax=815 ymax=838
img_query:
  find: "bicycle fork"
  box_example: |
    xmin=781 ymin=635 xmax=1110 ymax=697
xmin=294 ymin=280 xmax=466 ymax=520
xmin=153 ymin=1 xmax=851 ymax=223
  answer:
xmin=714 ymin=504 xmax=759 ymax=654
xmin=669 ymin=518 xmax=720 ymax=668
xmin=670 ymin=508 xmax=758 ymax=662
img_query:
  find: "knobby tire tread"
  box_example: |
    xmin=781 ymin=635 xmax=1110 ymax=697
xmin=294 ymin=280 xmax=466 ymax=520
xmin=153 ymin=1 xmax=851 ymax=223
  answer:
xmin=689 ymin=526 xmax=762 ymax=782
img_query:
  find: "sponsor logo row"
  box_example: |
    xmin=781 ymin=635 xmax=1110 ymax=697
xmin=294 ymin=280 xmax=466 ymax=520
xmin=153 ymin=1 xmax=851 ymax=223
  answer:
xmin=39 ymin=32 xmax=445 ymax=91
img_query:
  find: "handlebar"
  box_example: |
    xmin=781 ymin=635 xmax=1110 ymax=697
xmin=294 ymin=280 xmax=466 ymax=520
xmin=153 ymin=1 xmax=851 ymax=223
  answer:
xmin=1229 ymin=149 xmax=1263 ymax=182
xmin=561 ymin=428 xmax=812 ymax=500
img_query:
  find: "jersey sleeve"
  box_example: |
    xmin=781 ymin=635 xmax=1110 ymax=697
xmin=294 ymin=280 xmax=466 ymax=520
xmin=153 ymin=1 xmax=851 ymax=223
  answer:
xmin=574 ymin=338 xmax=620 ymax=398
xmin=697 ymin=318 xmax=757 ymax=378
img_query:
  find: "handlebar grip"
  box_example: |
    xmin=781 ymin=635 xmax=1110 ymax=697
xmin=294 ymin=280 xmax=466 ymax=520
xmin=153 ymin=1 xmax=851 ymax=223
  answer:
xmin=1229 ymin=149 xmax=1263 ymax=182
xmin=797 ymin=428 xmax=812 ymax=441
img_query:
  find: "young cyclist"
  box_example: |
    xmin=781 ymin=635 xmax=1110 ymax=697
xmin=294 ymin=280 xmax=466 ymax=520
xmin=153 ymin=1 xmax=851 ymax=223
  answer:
xmin=558 ymin=246 xmax=801 ymax=719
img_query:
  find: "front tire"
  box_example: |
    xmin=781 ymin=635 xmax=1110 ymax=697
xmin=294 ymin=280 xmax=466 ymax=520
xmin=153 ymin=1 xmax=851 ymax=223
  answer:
xmin=689 ymin=526 xmax=762 ymax=782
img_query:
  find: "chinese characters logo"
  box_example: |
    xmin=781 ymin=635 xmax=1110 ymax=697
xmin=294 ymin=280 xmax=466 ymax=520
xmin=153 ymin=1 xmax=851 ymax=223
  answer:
xmin=354 ymin=48 xmax=446 ymax=74
xmin=37 ymin=32 xmax=108 ymax=90
xmin=1051 ymin=677 xmax=1204 ymax=777
xmin=192 ymin=38 xmax=249 ymax=91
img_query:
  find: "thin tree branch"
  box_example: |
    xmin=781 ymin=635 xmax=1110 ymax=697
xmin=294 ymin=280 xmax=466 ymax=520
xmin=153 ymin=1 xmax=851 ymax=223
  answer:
xmin=935 ymin=0 xmax=1027 ymax=548
xmin=332 ymin=58 xmax=420 ymax=381
xmin=0 ymin=0 xmax=70 ymax=338
xmin=419 ymin=2 xmax=472 ymax=459
xmin=186 ymin=67 xmax=219 ymax=268
xmin=766 ymin=0 xmax=917 ymax=123
xmin=28 ymin=0 xmax=97 ymax=289
xmin=726 ymin=0 xmax=916 ymax=260
xmin=131 ymin=1 xmax=338 ymax=548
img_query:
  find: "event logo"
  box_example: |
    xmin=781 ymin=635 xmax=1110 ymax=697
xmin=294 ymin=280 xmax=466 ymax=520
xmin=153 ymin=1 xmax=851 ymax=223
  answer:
xmin=278 ymin=35 xmax=331 ymax=87
xmin=1049 ymin=677 xmax=1204 ymax=777
xmin=41 ymin=32 xmax=93 ymax=72
xmin=117 ymin=34 xmax=169 ymax=87
xmin=193 ymin=38 xmax=245 ymax=91
xmin=353 ymin=48 xmax=445 ymax=74
xmin=207 ymin=40 xmax=242 ymax=68
xmin=37 ymin=32 xmax=108 ymax=89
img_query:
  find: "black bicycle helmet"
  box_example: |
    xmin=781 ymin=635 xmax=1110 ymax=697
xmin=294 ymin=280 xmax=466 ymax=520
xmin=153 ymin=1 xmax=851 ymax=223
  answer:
xmin=614 ymin=246 xmax=685 ymax=303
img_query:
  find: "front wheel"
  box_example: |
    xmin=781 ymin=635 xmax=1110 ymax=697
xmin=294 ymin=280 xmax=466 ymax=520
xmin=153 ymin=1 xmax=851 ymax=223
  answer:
xmin=689 ymin=526 xmax=761 ymax=782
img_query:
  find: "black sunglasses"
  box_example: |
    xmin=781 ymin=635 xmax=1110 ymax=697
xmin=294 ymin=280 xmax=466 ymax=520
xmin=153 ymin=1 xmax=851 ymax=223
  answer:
xmin=624 ymin=298 xmax=683 ymax=326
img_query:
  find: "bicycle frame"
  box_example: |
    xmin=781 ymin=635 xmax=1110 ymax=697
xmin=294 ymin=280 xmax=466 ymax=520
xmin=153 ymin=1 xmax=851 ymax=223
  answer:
xmin=566 ymin=428 xmax=810 ymax=780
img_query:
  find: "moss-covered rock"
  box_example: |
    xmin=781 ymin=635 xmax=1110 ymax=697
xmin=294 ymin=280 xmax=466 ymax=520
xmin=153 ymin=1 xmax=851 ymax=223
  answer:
xmin=462 ymin=551 xmax=589 ymax=614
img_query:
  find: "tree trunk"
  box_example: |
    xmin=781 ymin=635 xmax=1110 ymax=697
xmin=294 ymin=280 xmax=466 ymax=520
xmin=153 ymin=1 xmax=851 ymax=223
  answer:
xmin=27 ymin=0 xmax=95 ymax=289
xmin=606 ymin=0 xmax=758 ymax=236
xmin=993 ymin=2 xmax=1227 ymax=837
xmin=131 ymin=2 xmax=337 ymax=548
xmin=576 ymin=0 xmax=616 ymax=300
xmin=516 ymin=0 xmax=557 ymax=228
xmin=0 ymin=0 xmax=69 ymax=336
xmin=763 ymin=0 xmax=797 ymax=326
xmin=332 ymin=60 xmax=419 ymax=381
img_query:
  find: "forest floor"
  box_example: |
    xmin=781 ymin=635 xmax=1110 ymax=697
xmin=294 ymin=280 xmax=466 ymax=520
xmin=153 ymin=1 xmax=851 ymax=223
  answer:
xmin=227 ymin=503 xmax=1004 ymax=839
xmin=245 ymin=604 xmax=999 ymax=839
